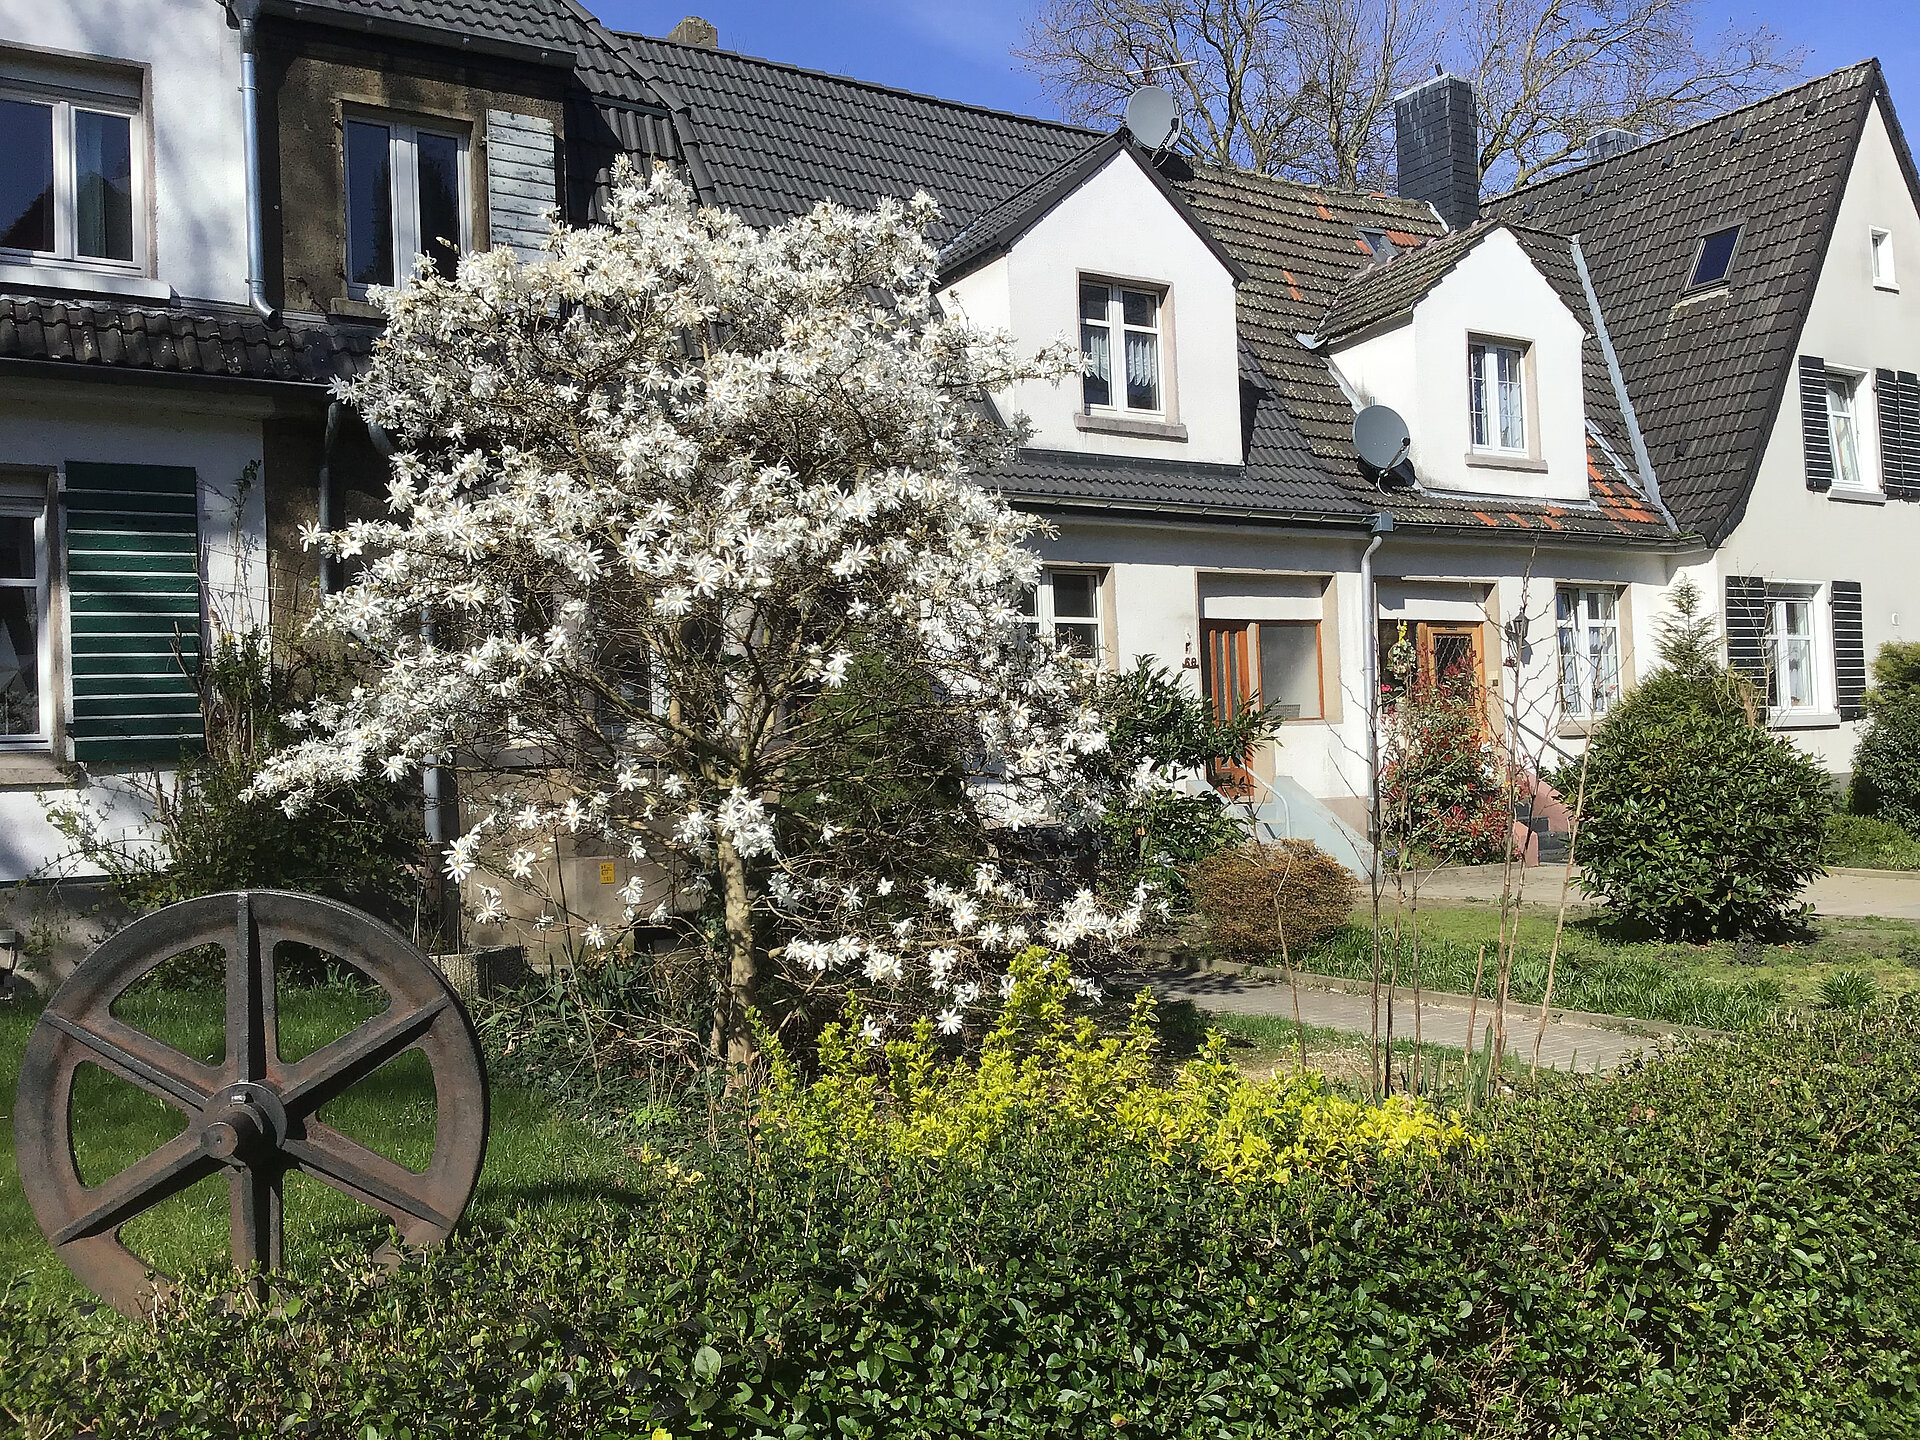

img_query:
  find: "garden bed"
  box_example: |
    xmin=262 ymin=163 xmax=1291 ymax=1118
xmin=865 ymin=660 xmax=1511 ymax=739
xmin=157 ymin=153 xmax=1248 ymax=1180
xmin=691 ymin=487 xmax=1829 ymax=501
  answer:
xmin=4 ymin=1002 xmax=1918 ymax=1438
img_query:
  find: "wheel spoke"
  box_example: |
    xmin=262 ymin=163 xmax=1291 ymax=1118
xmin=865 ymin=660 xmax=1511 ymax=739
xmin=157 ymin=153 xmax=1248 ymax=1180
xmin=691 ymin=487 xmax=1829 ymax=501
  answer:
xmin=43 ymin=1012 xmax=216 ymax=1114
xmin=227 ymin=893 xmax=276 ymax=1084
xmin=230 ymin=1165 xmax=283 ymax=1274
xmin=283 ymin=1122 xmax=452 ymax=1231
xmin=51 ymin=1132 xmax=221 ymax=1246
xmin=276 ymin=995 xmax=449 ymax=1116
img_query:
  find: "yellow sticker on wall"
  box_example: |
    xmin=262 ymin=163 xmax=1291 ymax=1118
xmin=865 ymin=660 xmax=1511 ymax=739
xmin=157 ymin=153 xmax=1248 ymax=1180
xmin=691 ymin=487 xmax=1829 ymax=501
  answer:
xmin=599 ymin=861 xmax=616 ymax=885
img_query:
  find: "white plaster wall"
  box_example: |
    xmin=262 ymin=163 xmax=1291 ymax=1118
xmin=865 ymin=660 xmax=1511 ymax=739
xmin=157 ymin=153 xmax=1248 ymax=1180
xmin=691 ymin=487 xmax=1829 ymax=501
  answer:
xmin=0 ymin=379 xmax=271 ymax=882
xmin=944 ymin=152 xmax=1243 ymax=465
xmin=0 ymin=0 xmax=249 ymax=303
xmin=1716 ymin=102 xmax=1920 ymax=775
xmin=1331 ymin=230 xmax=1590 ymax=501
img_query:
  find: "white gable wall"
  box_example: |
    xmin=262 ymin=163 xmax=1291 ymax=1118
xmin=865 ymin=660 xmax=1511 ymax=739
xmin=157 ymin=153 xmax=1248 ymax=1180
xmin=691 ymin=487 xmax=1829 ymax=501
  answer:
xmin=1715 ymin=101 xmax=1920 ymax=774
xmin=944 ymin=151 xmax=1243 ymax=465
xmin=1330 ymin=230 xmax=1590 ymax=502
xmin=0 ymin=1 xmax=248 ymax=305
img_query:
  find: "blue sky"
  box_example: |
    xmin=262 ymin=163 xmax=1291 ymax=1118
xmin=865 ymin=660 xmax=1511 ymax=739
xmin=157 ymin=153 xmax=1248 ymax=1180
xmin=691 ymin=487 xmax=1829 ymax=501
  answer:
xmin=594 ymin=1 xmax=1915 ymax=135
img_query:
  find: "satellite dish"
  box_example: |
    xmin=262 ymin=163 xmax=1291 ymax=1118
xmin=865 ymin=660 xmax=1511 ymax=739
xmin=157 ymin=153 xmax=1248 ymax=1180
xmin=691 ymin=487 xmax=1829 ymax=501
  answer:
xmin=1353 ymin=404 xmax=1412 ymax=472
xmin=1124 ymin=86 xmax=1181 ymax=151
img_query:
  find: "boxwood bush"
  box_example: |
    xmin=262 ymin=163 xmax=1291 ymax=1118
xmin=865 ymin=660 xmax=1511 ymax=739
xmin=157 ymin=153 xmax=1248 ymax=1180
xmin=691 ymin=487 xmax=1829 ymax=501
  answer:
xmin=1850 ymin=697 xmax=1920 ymax=837
xmin=5 ymin=1007 xmax=1918 ymax=1439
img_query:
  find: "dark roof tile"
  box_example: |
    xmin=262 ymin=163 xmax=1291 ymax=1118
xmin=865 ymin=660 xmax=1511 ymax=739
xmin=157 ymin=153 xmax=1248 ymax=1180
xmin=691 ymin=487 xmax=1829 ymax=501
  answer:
xmin=0 ymin=297 xmax=376 ymax=386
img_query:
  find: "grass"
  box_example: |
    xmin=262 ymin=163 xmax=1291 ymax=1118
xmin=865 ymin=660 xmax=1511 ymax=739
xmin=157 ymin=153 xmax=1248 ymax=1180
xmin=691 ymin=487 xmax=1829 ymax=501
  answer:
xmin=1276 ymin=900 xmax=1920 ymax=1030
xmin=1826 ymin=812 xmax=1920 ymax=870
xmin=1 ymin=982 xmax=638 ymax=1304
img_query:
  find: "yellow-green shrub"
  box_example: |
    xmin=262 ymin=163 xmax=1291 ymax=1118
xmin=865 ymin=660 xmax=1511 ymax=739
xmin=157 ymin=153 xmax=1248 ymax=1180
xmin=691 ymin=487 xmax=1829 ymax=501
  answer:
xmin=759 ymin=950 xmax=1473 ymax=1186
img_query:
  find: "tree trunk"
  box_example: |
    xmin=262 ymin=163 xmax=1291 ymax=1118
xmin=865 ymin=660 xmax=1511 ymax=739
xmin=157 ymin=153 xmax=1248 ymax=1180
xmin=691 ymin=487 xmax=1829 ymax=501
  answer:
xmin=713 ymin=838 xmax=759 ymax=1075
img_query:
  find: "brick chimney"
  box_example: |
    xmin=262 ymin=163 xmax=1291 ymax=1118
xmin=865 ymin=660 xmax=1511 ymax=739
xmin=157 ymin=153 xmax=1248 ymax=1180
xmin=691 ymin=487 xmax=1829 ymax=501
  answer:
xmin=666 ymin=16 xmax=719 ymax=47
xmin=1394 ymin=73 xmax=1480 ymax=231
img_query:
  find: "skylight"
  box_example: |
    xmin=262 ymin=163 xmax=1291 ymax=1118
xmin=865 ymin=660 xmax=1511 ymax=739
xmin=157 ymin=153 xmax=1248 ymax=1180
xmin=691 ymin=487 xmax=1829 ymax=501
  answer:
xmin=1359 ymin=228 xmax=1397 ymax=260
xmin=1690 ymin=225 xmax=1741 ymax=287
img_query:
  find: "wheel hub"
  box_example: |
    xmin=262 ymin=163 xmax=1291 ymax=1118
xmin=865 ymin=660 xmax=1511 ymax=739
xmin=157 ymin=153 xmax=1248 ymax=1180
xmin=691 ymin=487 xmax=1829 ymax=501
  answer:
xmin=199 ymin=1083 xmax=287 ymax=1165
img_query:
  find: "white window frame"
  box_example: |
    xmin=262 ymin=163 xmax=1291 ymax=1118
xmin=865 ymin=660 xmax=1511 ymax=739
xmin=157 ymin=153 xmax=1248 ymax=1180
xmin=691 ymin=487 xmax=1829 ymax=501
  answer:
xmin=1764 ymin=584 xmax=1823 ymax=716
xmin=0 ymin=75 xmax=147 ymax=276
xmin=1019 ymin=568 xmax=1104 ymax=661
xmin=1468 ymin=336 xmax=1530 ymax=455
xmin=1079 ymin=279 xmax=1167 ymax=418
xmin=1825 ymin=366 xmax=1878 ymax=493
xmin=1555 ymin=585 xmax=1622 ymax=719
xmin=1870 ymin=227 xmax=1898 ymax=290
xmin=345 ymin=115 xmax=472 ymax=299
xmin=0 ymin=480 xmax=53 ymax=748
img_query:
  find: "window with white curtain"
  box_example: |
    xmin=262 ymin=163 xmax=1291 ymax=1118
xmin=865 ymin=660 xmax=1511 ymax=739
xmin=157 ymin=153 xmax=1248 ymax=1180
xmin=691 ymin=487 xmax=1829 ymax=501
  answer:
xmin=1469 ymin=338 xmax=1528 ymax=452
xmin=0 ymin=482 xmax=50 ymax=744
xmin=1555 ymin=586 xmax=1621 ymax=718
xmin=1765 ymin=588 xmax=1818 ymax=713
xmin=1080 ymin=280 xmax=1164 ymax=414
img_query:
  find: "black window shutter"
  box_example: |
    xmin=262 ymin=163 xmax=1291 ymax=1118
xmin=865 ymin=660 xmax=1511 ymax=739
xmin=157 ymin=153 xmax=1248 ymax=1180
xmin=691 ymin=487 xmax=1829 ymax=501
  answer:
xmin=1799 ymin=356 xmax=1833 ymax=491
xmin=1894 ymin=370 xmax=1920 ymax=501
xmin=1831 ymin=580 xmax=1867 ymax=720
xmin=1725 ymin=575 xmax=1769 ymax=681
xmin=1875 ymin=368 xmax=1905 ymax=494
xmin=63 ymin=462 xmax=206 ymax=765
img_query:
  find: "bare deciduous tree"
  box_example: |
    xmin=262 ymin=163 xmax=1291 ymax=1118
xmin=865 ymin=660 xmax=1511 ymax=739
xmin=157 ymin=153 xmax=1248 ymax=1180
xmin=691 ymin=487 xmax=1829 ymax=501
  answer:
xmin=1019 ymin=0 xmax=1802 ymax=193
xmin=1464 ymin=0 xmax=1804 ymax=189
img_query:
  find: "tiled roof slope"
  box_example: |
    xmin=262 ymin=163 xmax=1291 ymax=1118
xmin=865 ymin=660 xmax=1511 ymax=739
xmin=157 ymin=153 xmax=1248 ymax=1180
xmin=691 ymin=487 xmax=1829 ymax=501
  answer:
xmin=605 ymin=33 xmax=1097 ymax=244
xmin=0 ymin=297 xmax=375 ymax=385
xmin=1177 ymin=164 xmax=1675 ymax=539
xmin=1486 ymin=61 xmax=1898 ymax=544
xmin=265 ymin=0 xmax=582 ymax=57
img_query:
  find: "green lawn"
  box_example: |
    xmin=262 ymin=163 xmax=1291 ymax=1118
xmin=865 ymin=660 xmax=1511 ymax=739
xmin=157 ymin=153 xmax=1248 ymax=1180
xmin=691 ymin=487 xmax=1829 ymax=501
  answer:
xmin=1 ymin=984 xmax=637 ymax=1304
xmin=1284 ymin=902 xmax=1920 ymax=1028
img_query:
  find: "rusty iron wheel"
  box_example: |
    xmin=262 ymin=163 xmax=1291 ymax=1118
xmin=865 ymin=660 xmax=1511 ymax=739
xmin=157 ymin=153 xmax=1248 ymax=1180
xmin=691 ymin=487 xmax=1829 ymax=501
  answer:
xmin=14 ymin=890 xmax=489 ymax=1317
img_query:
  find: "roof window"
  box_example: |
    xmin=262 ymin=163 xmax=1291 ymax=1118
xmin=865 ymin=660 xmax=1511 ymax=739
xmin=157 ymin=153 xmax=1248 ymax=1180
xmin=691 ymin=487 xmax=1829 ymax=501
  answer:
xmin=1689 ymin=225 xmax=1741 ymax=288
xmin=1359 ymin=228 xmax=1397 ymax=260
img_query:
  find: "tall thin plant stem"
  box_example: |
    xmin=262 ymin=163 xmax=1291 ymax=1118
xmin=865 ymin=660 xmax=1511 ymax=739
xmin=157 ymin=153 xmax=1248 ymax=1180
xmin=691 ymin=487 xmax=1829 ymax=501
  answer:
xmin=1533 ymin=739 xmax=1595 ymax=1070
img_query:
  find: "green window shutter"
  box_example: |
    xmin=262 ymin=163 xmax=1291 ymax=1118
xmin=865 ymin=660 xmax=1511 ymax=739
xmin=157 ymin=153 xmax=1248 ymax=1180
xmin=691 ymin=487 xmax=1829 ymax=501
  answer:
xmin=63 ymin=462 xmax=206 ymax=765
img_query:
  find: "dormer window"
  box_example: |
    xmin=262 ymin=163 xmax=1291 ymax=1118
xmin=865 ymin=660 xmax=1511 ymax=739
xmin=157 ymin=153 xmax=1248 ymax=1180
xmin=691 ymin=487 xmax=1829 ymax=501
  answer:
xmin=1468 ymin=338 xmax=1529 ymax=453
xmin=346 ymin=116 xmax=470 ymax=297
xmin=1080 ymin=280 xmax=1163 ymax=414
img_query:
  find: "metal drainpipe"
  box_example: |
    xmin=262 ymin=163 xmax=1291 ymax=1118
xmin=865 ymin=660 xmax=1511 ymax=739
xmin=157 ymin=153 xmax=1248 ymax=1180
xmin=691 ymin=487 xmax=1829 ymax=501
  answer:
xmin=1359 ymin=511 xmax=1394 ymax=854
xmin=233 ymin=0 xmax=275 ymax=321
xmin=318 ymin=402 xmax=342 ymax=594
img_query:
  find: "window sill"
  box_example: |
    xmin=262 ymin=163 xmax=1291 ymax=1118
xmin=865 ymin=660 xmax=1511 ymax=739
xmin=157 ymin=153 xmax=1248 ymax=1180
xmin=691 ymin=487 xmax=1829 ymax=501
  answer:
xmin=1769 ymin=710 xmax=1841 ymax=731
xmin=1874 ymin=281 xmax=1900 ymax=292
xmin=1464 ymin=450 xmax=1549 ymax=473
xmin=1075 ymin=412 xmax=1188 ymax=442
xmin=0 ymin=262 xmax=170 ymax=303
xmin=330 ymin=298 xmax=388 ymax=321
xmin=0 ymin=750 xmax=71 ymax=786
xmin=1556 ymin=720 xmax=1598 ymax=738
xmin=1828 ymin=487 xmax=1886 ymax=505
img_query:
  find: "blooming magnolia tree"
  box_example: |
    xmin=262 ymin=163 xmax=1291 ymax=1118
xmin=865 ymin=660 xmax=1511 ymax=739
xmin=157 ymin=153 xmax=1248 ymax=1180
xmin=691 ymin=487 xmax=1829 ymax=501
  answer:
xmin=254 ymin=165 xmax=1151 ymax=1065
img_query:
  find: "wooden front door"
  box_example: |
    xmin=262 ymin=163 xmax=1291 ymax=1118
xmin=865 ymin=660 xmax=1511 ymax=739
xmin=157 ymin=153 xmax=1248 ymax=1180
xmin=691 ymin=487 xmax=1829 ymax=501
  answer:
xmin=1201 ymin=621 xmax=1258 ymax=798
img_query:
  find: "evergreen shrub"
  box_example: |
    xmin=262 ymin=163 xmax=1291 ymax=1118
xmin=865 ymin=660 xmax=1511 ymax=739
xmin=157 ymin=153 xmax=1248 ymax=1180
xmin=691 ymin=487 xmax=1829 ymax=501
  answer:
xmin=1562 ymin=581 xmax=1830 ymax=940
xmin=6 ymin=1005 xmax=1918 ymax=1438
xmin=1850 ymin=696 xmax=1920 ymax=836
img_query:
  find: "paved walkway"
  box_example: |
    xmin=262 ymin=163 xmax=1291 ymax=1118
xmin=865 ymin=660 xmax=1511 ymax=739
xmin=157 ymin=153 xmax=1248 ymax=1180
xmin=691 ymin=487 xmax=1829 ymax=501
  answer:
xmin=1405 ymin=865 xmax=1920 ymax=921
xmin=1142 ymin=966 xmax=1659 ymax=1074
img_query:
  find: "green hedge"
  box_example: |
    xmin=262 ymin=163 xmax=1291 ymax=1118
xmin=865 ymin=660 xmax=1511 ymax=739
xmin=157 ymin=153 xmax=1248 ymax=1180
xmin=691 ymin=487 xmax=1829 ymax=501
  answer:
xmin=5 ymin=1010 xmax=1919 ymax=1438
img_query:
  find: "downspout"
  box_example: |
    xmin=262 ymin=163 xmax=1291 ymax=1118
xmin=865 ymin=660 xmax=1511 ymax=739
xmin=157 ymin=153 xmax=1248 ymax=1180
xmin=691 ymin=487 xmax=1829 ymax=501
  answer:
xmin=232 ymin=0 xmax=275 ymax=321
xmin=318 ymin=401 xmax=342 ymax=594
xmin=1359 ymin=511 xmax=1394 ymax=853
xmin=1571 ymin=234 xmax=1675 ymax=532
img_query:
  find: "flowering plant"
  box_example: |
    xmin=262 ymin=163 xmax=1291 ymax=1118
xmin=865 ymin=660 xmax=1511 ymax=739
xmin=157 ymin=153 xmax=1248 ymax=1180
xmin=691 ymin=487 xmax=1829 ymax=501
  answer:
xmin=253 ymin=165 xmax=1152 ymax=1061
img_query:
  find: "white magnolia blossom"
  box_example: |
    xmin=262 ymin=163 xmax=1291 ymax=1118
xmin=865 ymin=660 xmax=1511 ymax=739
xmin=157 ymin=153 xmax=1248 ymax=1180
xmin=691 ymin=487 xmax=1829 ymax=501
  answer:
xmin=250 ymin=163 xmax=1151 ymax=1042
